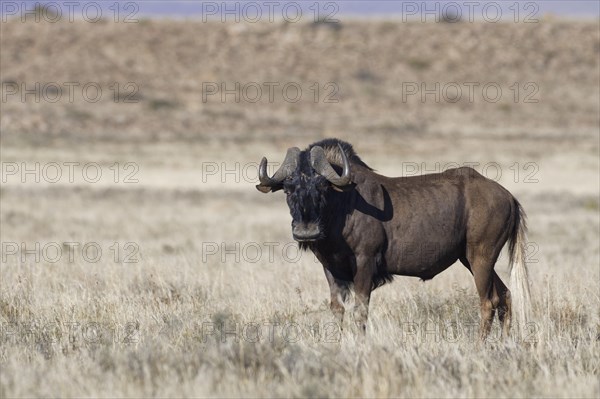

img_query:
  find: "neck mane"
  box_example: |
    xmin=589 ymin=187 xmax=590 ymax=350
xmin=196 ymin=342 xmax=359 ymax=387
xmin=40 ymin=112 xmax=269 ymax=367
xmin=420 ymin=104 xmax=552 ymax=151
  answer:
xmin=307 ymin=138 xmax=373 ymax=170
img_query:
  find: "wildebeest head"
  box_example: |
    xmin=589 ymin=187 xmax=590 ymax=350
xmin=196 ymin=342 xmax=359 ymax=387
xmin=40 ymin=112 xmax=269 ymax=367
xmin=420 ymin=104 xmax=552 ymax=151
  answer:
xmin=256 ymin=144 xmax=352 ymax=243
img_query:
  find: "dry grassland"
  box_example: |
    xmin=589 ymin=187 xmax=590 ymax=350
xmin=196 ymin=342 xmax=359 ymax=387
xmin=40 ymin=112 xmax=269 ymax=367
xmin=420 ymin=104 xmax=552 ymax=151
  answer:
xmin=1 ymin=16 xmax=599 ymax=398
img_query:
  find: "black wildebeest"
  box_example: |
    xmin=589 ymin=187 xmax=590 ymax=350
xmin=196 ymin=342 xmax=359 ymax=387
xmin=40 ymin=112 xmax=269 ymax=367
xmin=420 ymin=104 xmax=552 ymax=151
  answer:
xmin=256 ymin=139 xmax=532 ymax=339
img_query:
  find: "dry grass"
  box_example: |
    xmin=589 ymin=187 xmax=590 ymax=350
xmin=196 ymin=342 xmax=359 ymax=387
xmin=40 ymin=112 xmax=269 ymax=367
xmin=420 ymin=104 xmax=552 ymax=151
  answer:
xmin=1 ymin=16 xmax=599 ymax=398
xmin=1 ymin=176 xmax=598 ymax=397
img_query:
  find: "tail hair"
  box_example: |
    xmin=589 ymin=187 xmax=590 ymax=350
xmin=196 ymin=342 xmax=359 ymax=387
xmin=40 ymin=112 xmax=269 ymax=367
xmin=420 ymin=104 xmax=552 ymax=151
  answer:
xmin=508 ymin=199 xmax=532 ymax=330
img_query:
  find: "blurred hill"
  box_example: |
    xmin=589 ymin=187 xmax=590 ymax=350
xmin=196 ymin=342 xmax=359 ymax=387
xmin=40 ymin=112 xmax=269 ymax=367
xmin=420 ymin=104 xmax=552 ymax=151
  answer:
xmin=1 ymin=19 xmax=598 ymax=144
xmin=6 ymin=1 xmax=600 ymax=18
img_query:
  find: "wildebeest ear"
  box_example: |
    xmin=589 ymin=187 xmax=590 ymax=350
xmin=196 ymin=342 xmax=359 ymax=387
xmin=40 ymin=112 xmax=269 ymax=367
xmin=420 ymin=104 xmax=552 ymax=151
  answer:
xmin=255 ymin=184 xmax=283 ymax=193
xmin=331 ymin=182 xmax=356 ymax=192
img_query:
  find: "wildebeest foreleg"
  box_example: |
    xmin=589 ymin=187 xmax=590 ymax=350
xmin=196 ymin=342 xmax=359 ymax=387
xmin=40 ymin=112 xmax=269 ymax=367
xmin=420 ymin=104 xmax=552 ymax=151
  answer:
xmin=323 ymin=267 xmax=350 ymax=328
xmin=352 ymin=255 xmax=375 ymax=333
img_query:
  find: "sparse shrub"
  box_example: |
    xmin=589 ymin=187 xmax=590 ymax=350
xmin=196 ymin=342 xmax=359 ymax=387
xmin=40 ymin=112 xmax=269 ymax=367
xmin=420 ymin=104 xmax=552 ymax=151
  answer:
xmin=407 ymin=58 xmax=431 ymax=70
xmin=148 ymin=98 xmax=178 ymax=110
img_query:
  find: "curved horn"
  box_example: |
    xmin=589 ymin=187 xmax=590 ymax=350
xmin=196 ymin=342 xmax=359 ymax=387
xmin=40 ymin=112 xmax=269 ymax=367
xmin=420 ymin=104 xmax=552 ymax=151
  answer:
xmin=257 ymin=147 xmax=300 ymax=192
xmin=310 ymin=143 xmax=351 ymax=187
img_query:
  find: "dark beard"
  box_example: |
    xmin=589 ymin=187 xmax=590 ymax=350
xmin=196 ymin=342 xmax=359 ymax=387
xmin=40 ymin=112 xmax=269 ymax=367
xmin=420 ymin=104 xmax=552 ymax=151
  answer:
xmin=298 ymin=241 xmax=317 ymax=251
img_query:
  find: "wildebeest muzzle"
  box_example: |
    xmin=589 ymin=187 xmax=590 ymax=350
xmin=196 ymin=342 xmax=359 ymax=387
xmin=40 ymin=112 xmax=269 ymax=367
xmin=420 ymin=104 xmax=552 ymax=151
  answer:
xmin=292 ymin=222 xmax=322 ymax=241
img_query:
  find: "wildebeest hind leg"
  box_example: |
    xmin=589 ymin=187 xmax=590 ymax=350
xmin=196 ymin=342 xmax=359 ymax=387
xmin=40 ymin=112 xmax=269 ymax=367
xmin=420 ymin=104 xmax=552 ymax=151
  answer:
xmin=493 ymin=272 xmax=511 ymax=338
xmin=467 ymin=252 xmax=501 ymax=341
xmin=462 ymin=256 xmax=510 ymax=338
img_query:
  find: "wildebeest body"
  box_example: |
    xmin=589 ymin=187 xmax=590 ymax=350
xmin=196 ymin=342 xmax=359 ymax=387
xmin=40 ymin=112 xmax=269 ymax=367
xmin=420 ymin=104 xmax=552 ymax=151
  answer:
xmin=256 ymin=139 xmax=531 ymax=338
xmin=321 ymin=165 xmax=514 ymax=279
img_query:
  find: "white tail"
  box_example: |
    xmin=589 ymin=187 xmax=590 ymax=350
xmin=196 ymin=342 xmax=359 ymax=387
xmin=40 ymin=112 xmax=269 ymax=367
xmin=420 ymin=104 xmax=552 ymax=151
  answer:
xmin=508 ymin=201 xmax=532 ymax=330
